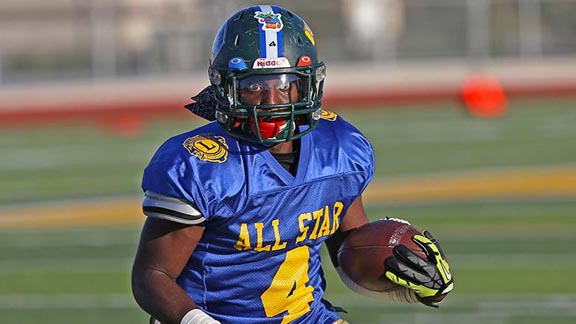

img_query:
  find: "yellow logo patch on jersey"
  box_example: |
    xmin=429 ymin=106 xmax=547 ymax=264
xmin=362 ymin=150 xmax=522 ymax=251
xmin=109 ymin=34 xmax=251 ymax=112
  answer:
xmin=183 ymin=134 xmax=228 ymax=163
xmin=321 ymin=110 xmax=338 ymax=121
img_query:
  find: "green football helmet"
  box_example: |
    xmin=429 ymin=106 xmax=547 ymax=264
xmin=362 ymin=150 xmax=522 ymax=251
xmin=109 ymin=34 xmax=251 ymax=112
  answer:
xmin=209 ymin=5 xmax=326 ymax=144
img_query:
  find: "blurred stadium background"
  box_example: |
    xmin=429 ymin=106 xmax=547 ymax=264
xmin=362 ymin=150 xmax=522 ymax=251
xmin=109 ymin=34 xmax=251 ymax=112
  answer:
xmin=1 ymin=1 xmax=576 ymax=323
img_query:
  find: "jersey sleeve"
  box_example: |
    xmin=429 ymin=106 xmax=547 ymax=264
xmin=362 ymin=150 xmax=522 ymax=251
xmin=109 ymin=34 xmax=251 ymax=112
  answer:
xmin=140 ymin=136 xmax=208 ymax=225
xmin=142 ymin=191 xmax=205 ymax=225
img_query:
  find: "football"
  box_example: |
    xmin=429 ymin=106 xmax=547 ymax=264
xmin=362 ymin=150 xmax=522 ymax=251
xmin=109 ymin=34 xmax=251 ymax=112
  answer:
xmin=337 ymin=218 xmax=427 ymax=292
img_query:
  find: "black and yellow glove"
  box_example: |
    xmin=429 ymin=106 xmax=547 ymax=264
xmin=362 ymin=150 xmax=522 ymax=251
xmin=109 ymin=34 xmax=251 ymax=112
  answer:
xmin=384 ymin=230 xmax=453 ymax=307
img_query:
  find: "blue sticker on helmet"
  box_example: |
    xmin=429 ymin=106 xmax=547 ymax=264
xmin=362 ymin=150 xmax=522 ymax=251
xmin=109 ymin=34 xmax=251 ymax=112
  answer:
xmin=228 ymin=57 xmax=247 ymax=70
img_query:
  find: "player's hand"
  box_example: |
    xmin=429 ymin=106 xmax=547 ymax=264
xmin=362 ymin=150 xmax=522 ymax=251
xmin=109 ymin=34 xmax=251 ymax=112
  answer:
xmin=384 ymin=230 xmax=453 ymax=307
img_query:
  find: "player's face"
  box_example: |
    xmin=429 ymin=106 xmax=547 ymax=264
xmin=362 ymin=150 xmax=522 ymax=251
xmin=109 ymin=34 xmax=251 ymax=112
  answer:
xmin=236 ymin=74 xmax=304 ymax=140
xmin=237 ymin=74 xmax=302 ymax=105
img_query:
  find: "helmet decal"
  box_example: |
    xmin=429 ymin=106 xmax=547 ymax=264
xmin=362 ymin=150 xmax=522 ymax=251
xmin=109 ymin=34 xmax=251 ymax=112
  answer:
xmin=254 ymin=5 xmax=284 ymax=59
xmin=304 ymin=23 xmax=315 ymax=45
xmin=253 ymin=9 xmax=283 ymax=32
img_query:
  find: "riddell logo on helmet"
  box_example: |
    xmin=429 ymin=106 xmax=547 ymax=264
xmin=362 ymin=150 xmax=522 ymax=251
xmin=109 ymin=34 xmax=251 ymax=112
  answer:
xmin=253 ymin=57 xmax=291 ymax=69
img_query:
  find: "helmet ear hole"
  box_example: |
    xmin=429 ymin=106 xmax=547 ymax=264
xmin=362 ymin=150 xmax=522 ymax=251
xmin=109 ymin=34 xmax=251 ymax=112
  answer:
xmin=297 ymin=35 xmax=304 ymax=45
xmin=234 ymin=35 xmax=240 ymax=47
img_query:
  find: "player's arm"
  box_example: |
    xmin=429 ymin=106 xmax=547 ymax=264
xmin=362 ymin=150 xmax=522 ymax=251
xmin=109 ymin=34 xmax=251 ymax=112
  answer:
xmin=325 ymin=196 xmax=422 ymax=304
xmin=325 ymin=195 xmax=369 ymax=262
xmin=133 ymin=190 xmax=211 ymax=323
xmin=132 ymin=218 xmax=199 ymax=323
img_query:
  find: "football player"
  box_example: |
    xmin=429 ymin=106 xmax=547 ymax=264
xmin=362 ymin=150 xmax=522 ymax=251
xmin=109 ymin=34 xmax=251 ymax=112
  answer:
xmin=131 ymin=5 xmax=453 ymax=324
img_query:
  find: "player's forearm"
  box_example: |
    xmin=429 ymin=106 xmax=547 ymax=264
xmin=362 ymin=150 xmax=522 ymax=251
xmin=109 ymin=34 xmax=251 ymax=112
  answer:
xmin=132 ymin=267 xmax=198 ymax=324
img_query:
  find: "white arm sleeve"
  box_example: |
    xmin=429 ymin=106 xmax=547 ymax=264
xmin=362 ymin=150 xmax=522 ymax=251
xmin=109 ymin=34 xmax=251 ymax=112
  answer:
xmin=142 ymin=191 xmax=206 ymax=225
xmin=336 ymin=266 xmax=419 ymax=303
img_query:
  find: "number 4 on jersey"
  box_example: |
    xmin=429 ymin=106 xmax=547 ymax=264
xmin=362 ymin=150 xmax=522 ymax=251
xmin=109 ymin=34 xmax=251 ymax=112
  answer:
xmin=261 ymin=246 xmax=314 ymax=324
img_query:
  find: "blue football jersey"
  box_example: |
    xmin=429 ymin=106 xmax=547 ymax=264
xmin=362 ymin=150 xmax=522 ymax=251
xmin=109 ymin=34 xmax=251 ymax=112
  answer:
xmin=141 ymin=112 xmax=374 ymax=324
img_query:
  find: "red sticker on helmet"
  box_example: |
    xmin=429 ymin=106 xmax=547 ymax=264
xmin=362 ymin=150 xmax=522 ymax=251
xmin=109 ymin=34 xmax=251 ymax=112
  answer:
xmin=297 ymin=56 xmax=312 ymax=67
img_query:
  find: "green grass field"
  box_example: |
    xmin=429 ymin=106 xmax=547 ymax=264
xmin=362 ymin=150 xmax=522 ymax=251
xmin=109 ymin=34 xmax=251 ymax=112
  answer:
xmin=1 ymin=98 xmax=575 ymax=323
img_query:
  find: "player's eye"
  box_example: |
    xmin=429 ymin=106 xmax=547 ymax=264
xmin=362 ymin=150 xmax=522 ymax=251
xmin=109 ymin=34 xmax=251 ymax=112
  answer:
xmin=247 ymin=82 xmax=263 ymax=92
xmin=277 ymin=81 xmax=291 ymax=92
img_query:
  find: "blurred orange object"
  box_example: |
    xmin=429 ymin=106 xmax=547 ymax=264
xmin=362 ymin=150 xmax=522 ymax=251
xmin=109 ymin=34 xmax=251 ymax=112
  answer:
xmin=100 ymin=114 xmax=145 ymax=138
xmin=461 ymin=74 xmax=508 ymax=118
